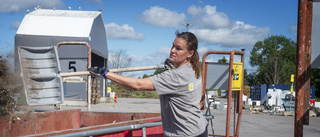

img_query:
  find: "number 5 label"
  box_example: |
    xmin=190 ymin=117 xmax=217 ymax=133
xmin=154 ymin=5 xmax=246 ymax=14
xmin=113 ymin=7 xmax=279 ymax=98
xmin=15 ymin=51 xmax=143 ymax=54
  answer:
xmin=69 ymin=61 xmax=77 ymax=72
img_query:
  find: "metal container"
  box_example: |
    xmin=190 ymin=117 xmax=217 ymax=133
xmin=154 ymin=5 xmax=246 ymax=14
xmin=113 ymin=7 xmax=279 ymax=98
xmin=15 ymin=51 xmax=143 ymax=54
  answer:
xmin=250 ymin=84 xmax=267 ymax=101
xmin=0 ymin=109 xmax=162 ymax=136
xmin=15 ymin=9 xmax=108 ymax=101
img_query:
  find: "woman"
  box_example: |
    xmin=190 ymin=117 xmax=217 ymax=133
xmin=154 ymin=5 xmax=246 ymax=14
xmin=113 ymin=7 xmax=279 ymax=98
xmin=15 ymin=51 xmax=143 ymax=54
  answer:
xmin=88 ymin=31 xmax=208 ymax=137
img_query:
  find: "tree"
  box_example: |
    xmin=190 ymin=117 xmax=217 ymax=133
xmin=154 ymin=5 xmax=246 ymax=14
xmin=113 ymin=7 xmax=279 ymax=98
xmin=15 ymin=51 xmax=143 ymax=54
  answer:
xmin=142 ymin=74 xmax=149 ymax=78
xmin=249 ymin=35 xmax=296 ymax=85
xmin=142 ymin=69 xmax=163 ymax=78
xmin=218 ymin=56 xmax=228 ymax=63
xmin=244 ymin=70 xmax=260 ymax=85
xmin=153 ymin=69 xmax=163 ymax=75
xmin=107 ymin=49 xmax=132 ymax=75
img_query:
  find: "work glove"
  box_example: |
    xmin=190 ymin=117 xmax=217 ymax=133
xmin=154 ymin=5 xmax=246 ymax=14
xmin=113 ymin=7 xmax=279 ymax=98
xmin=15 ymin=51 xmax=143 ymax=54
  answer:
xmin=87 ymin=66 xmax=109 ymax=77
xmin=163 ymin=58 xmax=175 ymax=71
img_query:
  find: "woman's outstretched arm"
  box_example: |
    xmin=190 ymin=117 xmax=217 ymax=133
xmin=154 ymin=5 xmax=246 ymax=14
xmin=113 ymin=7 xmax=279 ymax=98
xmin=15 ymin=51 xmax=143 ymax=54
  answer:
xmin=104 ymin=72 xmax=155 ymax=91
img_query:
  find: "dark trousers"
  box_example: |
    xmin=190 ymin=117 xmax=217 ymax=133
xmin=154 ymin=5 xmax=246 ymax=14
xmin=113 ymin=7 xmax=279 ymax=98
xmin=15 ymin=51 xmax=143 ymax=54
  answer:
xmin=196 ymin=124 xmax=208 ymax=137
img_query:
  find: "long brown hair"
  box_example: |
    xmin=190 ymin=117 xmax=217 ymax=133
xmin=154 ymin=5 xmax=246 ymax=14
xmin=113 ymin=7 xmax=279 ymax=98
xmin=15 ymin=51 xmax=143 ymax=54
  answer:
xmin=176 ymin=31 xmax=201 ymax=79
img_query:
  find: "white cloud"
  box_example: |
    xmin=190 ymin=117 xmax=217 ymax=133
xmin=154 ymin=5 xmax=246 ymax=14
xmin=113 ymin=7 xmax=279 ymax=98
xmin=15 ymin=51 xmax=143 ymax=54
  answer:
xmin=139 ymin=6 xmax=186 ymax=28
xmin=157 ymin=47 xmax=171 ymax=55
xmin=198 ymin=47 xmax=209 ymax=55
xmin=190 ymin=20 xmax=270 ymax=48
xmin=188 ymin=5 xmax=230 ymax=29
xmin=136 ymin=5 xmax=269 ymax=48
xmin=0 ymin=0 xmax=65 ymax=13
xmin=125 ymin=54 xmax=167 ymax=77
xmin=105 ymin=23 xmax=144 ymax=41
xmin=130 ymin=51 xmax=168 ymax=68
xmin=9 ymin=21 xmax=21 ymax=30
xmin=287 ymin=25 xmax=297 ymax=33
xmin=187 ymin=5 xmax=270 ymax=48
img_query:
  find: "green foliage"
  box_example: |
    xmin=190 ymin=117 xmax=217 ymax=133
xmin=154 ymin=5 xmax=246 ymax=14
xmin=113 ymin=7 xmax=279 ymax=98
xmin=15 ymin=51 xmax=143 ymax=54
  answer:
xmin=107 ymin=68 xmax=165 ymax=99
xmin=142 ymin=69 xmax=163 ymax=78
xmin=247 ymin=35 xmax=320 ymax=98
xmin=249 ymin=35 xmax=296 ymax=85
xmin=243 ymin=69 xmax=255 ymax=85
xmin=154 ymin=69 xmax=164 ymax=75
xmin=109 ymin=83 xmax=158 ymax=99
xmin=142 ymin=74 xmax=149 ymax=78
xmin=218 ymin=56 xmax=228 ymax=63
xmin=0 ymin=59 xmax=19 ymax=117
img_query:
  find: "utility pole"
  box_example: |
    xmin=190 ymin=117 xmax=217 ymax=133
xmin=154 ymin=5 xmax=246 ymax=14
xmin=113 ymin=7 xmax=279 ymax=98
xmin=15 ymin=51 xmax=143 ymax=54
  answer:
xmin=274 ymin=57 xmax=277 ymax=84
xmin=274 ymin=44 xmax=277 ymax=84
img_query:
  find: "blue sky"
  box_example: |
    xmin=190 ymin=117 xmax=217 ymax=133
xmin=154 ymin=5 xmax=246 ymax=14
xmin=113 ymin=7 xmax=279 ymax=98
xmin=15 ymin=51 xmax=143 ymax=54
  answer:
xmin=0 ymin=0 xmax=298 ymax=77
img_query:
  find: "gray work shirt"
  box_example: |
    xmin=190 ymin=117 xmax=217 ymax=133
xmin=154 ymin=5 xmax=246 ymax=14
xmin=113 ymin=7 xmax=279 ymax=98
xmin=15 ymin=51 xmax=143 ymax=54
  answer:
xmin=149 ymin=64 xmax=208 ymax=137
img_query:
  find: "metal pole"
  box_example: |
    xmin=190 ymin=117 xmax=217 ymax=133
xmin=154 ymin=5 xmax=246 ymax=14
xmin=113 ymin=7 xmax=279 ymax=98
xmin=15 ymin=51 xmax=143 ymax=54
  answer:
xmin=226 ymin=50 xmax=235 ymax=137
xmin=60 ymin=65 xmax=162 ymax=77
xmin=142 ymin=127 xmax=146 ymax=137
xmin=88 ymin=75 xmax=91 ymax=111
xmin=274 ymin=58 xmax=277 ymax=84
xmin=234 ymin=91 xmax=236 ymax=136
xmin=109 ymin=65 xmax=162 ymax=73
xmin=235 ymin=49 xmax=245 ymax=137
xmin=295 ymin=0 xmax=308 ymax=136
xmin=303 ymin=0 xmax=313 ymax=125
xmin=52 ymin=122 xmax=162 ymax=137
xmin=290 ymin=82 xmax=293 ymax=111
xmin=103 ymin=78 xmax=106 ymax=97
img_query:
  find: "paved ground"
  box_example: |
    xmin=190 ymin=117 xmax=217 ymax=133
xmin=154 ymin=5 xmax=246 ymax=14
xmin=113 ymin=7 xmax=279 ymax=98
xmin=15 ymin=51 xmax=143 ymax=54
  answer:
xmin=25 ymin=98 xmax=320 ymax=137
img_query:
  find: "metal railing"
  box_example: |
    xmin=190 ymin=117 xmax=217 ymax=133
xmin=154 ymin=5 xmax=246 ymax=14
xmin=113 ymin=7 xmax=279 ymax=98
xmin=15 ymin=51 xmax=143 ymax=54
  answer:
xmin=51 ymin=121 xmax=162 ymax=137
xmin=51 ymin=115 xmax=214 ymax=137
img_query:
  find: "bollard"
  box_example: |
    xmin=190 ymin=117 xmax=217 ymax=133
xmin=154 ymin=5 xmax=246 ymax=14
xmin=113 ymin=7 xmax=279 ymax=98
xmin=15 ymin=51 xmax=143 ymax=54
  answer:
xmin=114 ymin=93 xmax=117 ymax=103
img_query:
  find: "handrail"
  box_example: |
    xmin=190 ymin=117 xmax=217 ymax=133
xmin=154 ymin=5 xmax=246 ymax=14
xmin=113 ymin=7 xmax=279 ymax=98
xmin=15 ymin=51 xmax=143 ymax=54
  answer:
xmin=56 ymin=42 xmax=93 ymax=111
xmin=50 ymin=115 xmax=214 ymax=137
xmin=51 ymin=122 xmax=162 ymax=137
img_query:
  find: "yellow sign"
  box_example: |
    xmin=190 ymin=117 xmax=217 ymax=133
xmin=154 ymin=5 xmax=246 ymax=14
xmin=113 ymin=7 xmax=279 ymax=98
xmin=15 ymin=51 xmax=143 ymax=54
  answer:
xmin=107 ymin=87 xmax=111 ymax=93
xmin=290 ymin=85 xmax=294 ymax=93
xmin=232 ymin=62 xmax=243 ymax=90
xmin=290 ymin=74 xmax=294 ymax=83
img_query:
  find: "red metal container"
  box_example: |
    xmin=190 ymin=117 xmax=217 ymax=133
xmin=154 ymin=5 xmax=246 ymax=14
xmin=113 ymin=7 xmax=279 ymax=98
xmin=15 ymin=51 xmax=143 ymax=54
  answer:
xmin=0 ymin=109 xmax=162 ymax=137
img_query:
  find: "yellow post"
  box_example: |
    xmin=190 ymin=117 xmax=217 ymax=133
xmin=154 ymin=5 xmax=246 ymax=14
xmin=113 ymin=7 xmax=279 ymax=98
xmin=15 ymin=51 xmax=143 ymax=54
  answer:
xmin=290 ymin=74 xmax=294 ymax=83
xmin=290 ymin=74 xmax=294 ymax=93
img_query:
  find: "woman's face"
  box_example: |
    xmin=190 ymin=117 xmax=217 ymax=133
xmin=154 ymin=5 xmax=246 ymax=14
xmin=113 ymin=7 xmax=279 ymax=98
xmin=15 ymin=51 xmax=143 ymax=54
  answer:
xmin=169 ymin=37 xmax=194 ymax=68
